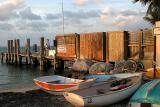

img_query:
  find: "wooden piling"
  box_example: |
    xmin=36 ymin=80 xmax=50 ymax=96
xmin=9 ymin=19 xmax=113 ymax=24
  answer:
xmin=26 ymin=38 xmax=31 ymax=64
xmin=7 ymin=40 xmax=11 ymax=62
xmin=40 ymin=37 xmax=45 ymax=71
xmin=16 ymin=39 xmax=21 ymax=65
xmin=10 ymin=40 xmax=14 ymax=63
xmin=5 ymin=53 xmax=8 ymax=63
xmin=1 ymin=52 xmax=4 ymax=63
xmin=14 ymin=39 xmax=17 ymax=63
xmin=33 ymin=44 xmax=37 ymax=52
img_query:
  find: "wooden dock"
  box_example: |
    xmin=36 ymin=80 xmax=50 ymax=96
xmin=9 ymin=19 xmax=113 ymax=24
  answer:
xmin=1 ymin=37 xmax=56 ymax=71
xmin=1 ymin=29 xmax=155 ymax=71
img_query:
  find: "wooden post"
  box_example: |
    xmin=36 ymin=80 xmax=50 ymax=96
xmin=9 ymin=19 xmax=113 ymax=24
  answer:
xmin=106 ymin=32 xmax=109 ymax=62
xmin=33 ymin=44 xmax=37 ymax=52
xmin=10 ymin=40 xmax=14 ymax=63
xmin=75 ymin=33 xmax=80 ymax=59
xmin=8 ymin=40 xmax=11 ymax=62
xmin=1 ymin=52 xmax=4 ymax=63
xmin=14 ymin=39 xmax=17 ymax=63
xmin=26 ymin=38 xmax=31 ymax=64
xmin=40 ymin=37 xmax=45 ymax=71
xmin=5 ymin=53 xmax=8 ymax=63
xmin=16 ymin=39 xmax=21 ymax=65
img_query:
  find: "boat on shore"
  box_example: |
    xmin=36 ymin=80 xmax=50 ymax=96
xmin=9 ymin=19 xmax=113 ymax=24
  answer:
xmin=129 ymin=79 xmax=160 ymax=107
xmin=33 ymin=75 xmax=96 ymax=95
xmin=64 ymin=73 xmax=142 ymax=107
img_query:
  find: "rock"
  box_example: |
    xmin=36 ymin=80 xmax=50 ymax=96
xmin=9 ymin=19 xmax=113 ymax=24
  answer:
xmin=71 ymin=59 xmax=93 ymax=72
xmin=89 ymin=62 xmax=114 ymax=74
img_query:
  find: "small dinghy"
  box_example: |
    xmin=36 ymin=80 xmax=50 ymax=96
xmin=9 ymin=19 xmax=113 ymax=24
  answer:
xmin=33 ymin=75 xmax=96 ymax=95
xmin=64 ymin=73 xmax=142 ymax=107
xmin=130 ymin=79 xmax=160 ymax=107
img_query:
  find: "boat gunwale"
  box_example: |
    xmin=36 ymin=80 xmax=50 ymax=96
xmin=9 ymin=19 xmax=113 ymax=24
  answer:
xmin=33 ymin=75 xmax=83 ymax=86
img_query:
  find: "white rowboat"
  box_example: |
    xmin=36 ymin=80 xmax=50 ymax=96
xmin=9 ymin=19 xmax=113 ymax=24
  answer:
xmin=64 ymin=73 xmax=142 ymax=107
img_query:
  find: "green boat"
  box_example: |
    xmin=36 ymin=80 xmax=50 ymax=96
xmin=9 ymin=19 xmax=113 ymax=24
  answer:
xmin=130 ymin=79 xmax=160 ymax=107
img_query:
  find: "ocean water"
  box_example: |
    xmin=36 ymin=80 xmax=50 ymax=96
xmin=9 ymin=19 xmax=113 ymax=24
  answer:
xmin=0 ymin=47 xmax=55 ymax=89
xmin=0 ymin=63 xmax=55 ymax=88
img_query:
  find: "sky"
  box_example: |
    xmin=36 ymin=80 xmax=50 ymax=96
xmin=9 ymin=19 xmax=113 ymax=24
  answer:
xmin=0 ymin=0 xmax=152 ymax=46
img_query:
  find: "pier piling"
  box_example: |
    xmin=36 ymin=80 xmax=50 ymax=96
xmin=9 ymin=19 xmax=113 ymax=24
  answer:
xmin=33 ymin=44 xmax=37 ymax=52
xmin=1 ymin=52 xmax=4 ymax=63
xmin=14 ymin=39 xmax=17 ymax=63
xmin=7 ymin=40 xmax=11 ymax=62
xmin=16 ymin=39 xmax=21 ymax=65
xmin=40 ymin=37 xmax=45 ymax=71
xmin=26 ymin=38 xmax=31 ymax=64
xmin=10 ymin=40 xmax=14 ymax=63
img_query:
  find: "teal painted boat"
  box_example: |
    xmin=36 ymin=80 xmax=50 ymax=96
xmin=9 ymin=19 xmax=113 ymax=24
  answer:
xmin=130 ymin=79 xmax=160 ymax=107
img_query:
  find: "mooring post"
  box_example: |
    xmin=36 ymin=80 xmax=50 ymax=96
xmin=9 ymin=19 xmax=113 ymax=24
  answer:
xmin=14 ymin=39 xmax=17 ymax=63
xmin=5 ymin=53 xmax=8 ymax=63
xmin=33 ymin=44 xmax=37 ymax=52
xmin=16 ymin=39 xmax=21 ymax=65
xmin=26 ymin=38 xmax=31 ymax=64
xmin=10 ymin=40 xmax=14 ymax=63
xmin=53 ymin=40 xmax=57 ymax=70
xmin=40 ymin=37 xmax=45 ymax=71
xmin=1 ymin=52 xmax=4 ymax=63
xmin=7 ymin=40 xmax=11 ymax=62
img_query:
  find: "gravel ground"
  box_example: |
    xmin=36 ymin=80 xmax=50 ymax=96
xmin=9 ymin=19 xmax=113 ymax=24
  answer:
xmin=0 ymin=90 xmax=130 ymax=107
xmin=0 ymin=90 xmax=73 ymax=107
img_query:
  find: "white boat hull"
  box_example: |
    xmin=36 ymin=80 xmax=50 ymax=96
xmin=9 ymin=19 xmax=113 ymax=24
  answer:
xmin=64 ymin=73 xmax=142 ymax=107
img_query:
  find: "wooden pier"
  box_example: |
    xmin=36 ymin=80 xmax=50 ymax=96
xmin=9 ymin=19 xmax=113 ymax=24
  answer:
xmin=1 ymin=29 xmax=155 ymax=71
xmin=1 ymin=37 xmax=56 ymax=71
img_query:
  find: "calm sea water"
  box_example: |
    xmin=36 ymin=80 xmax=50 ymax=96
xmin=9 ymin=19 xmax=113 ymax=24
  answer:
xmin=0 ymin=47 xmax=55 ymax=89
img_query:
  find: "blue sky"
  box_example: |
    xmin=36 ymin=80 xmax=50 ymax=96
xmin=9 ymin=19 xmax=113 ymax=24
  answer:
xmin=0 ymin=0 xmax=152 ymax=46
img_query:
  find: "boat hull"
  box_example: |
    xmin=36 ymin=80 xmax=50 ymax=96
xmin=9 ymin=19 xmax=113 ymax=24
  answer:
xmin=33 ymin=75 xmax=96 ymax=95
xmin=64 ymin=74 xmax=142 ymax=107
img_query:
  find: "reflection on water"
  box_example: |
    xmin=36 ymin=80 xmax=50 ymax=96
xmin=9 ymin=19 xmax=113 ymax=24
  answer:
xmin=0 ymin=63 xmax=55 ymax=88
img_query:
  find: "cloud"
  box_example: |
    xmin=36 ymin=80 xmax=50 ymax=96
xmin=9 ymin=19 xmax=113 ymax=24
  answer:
xmin=98 ymin=5 xmax=151 ymax=30
xmin=19 ymin=7 xmax=41 ymax=20
xmin=46 ymin=13 xmax=61 ymax=20
xmin=0 ymin=0 xmax=25 ymax=21
xmin=65 ymin=10 xmax=99 ymax=19
xmin=120 ymin=10 xmax=145 ymax=16
xmin=74 ymin=0 xmax=103 ymax=6
xmin=28 ymin=22 xmax=48 ymax=31
xmin=74 ymin=0 xmax=86 ymax=6
xmin=99 ymin=6 xmax=112 ymax=22
xmin=0 ymin=22 xmax=13 ymax=30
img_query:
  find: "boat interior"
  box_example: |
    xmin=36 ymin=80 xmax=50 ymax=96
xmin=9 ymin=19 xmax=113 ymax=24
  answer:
xmin=72 ymin=76 xmax=139 ymax=97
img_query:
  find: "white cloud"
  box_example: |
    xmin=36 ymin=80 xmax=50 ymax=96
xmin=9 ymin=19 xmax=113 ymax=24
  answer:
xmin=114 ymin=15 xmax=137 ymax=26
xmin=0 ymin=0 xmax=25 ymax=21
xmin=19 ymin=7 xmax=41 ymax=20
xmin=99 ymin=6 xmax=112 ymax=22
